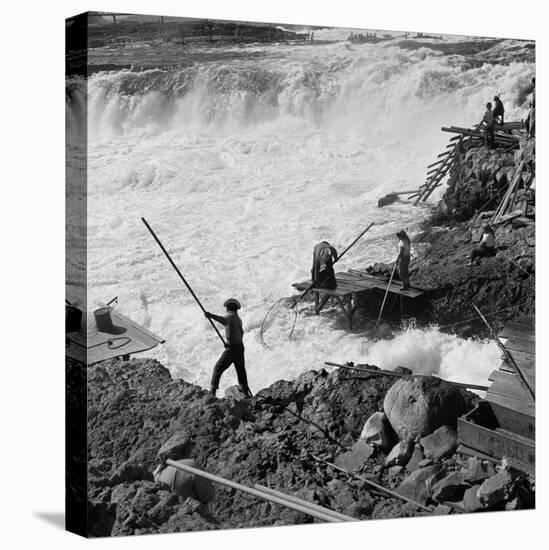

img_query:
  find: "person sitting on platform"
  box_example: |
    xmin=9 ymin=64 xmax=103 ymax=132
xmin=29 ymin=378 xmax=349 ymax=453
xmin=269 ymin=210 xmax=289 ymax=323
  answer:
xmin=311 ymin=241 xmax=338 ymax=313
xmin=396 ymin=230 xmax=411 ymax=291
xmin=469 ymin=225 xmax=497 ymax=266
xmin=483 ymin=102 xmax=495 ymax=148
xmin=205 ymin=298 xmax=252 ymax=398
xmin=493 ymin=95 xmax=504 ymax=125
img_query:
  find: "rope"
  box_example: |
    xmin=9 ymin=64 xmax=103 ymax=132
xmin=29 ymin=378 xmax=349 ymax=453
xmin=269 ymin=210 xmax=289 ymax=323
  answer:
xmin=498 ymin=249 xmax=532 ymax=277
xmin=436 ymin=300 xmax=531 ymax=331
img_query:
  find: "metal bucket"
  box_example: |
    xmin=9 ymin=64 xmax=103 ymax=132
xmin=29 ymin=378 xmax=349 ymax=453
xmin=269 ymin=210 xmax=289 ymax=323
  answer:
xmin=94 ymin=306 xmax=115 ymax=333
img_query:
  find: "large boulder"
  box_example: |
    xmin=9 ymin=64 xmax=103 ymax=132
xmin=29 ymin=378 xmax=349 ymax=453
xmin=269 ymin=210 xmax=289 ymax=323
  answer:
xmin=360 ymin=411 xmax=395 ymax=450
xmin=383 ymin=377 xmax=468 ymax=440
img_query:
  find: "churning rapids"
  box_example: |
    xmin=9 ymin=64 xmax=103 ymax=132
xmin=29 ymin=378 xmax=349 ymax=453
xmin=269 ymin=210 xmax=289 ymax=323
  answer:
xmin=66 ymin=31 xmax=534 ymax=393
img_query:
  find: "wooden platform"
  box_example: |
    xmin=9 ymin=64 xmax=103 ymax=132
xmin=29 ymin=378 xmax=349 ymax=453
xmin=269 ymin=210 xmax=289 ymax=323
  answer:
xmin=66 ymin=308 xmax=165 ymax=365
xmin=457 ymin=317 xmax=535 ymax=473
xmin=292 ymin=270 xmax=426 ymax=328
xmin=485 ymin=316 xmax=535 ymax=416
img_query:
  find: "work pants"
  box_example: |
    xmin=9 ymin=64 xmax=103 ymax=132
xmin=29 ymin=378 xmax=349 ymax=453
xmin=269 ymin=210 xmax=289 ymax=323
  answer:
xmin=210 ymin=344 xmax=249 ymax=391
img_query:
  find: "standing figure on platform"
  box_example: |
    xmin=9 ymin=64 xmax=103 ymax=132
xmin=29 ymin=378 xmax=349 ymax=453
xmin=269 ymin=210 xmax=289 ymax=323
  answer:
xmin=311 ymin=241 xmax=338 ymax=313
xmin=205 ymin=298 xmax=252 ymax=398
xmin=483 ymin=102 xmax=495 ymax=148
xmin=396 ymin=230 xmax=411 ymax=291
xmin=493 ymin=95 xmax=505 ymax=125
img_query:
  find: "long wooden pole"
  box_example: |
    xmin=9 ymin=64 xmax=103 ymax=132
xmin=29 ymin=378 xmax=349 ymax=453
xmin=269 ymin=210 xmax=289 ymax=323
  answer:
xmin=142 ymin=218 xmax=227 ymax=346
xmin=291 ymin=222 xmax=374 ymax=309
xmin=472 ymin=304 xmax=535 ymax=402
xmin=311 ymin=455 xmax=432 ymax=513
xmin=376 ymin=259 xmax=398 ymax=326
xmin=165 ymin=459 xmax=353 ymax=523
xmin=324 ymin=361 xmax=489 ymax=391
xmin=254 ymin=485 xmax=355 ymax=522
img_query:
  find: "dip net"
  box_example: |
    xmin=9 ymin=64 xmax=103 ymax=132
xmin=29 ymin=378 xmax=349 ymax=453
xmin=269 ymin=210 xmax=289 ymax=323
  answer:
xmin=259 ymin=297 xmax=299 ymax=349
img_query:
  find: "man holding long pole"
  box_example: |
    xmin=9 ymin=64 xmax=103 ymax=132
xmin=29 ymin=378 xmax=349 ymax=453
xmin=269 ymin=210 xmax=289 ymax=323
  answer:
xmin=141 ymin=218 xmax=253 ymax=399
xmin=205 ymin=298 xmax=252 ymax=398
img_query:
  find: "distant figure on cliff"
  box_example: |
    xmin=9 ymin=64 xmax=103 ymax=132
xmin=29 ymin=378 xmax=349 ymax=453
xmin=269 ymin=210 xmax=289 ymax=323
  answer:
xmin=396 ymin=230 xmax=411 ymax=291
xmin=483 ymin=102 xmax=495 ymax=148
xmin=469 ymin=225 xmax=496 ymax=266
xmin=312 ymin=241 xmax=338 ymax=313
xmin=205 ymin=298 xmax=252 ymax=398
xmin=493 ymin=95 xmax=504 ymax=125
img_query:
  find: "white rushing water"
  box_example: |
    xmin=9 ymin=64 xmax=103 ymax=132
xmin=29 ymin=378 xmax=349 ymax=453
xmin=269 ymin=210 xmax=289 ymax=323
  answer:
xmin=66 ymin=34 xmax=534 ymax=392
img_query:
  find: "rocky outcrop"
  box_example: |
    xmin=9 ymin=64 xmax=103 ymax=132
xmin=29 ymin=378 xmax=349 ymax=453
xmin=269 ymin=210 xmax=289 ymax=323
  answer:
xmin=83 ymin=357 xmax=534 ymax=536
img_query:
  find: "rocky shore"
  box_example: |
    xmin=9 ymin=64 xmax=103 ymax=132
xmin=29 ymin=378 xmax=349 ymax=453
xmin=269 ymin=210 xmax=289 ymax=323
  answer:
xmin=77 ymin=356 xmax=534 ymax=537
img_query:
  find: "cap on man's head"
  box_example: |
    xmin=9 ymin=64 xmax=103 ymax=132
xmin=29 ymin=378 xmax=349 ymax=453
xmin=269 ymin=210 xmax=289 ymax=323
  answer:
xmin=224 ymin=298 xmax=242 ymax=310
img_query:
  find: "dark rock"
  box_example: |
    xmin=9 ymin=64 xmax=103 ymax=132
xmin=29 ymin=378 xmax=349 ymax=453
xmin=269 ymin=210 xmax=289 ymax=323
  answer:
xmin=224 ymin=385 xmax=248 ymax=401
xmin=157 ymin=431 xmax=192 ymax=463
xmin=360 ymin=411 xmax=395 ymax=450
xmin=420 ymin=425 xmax=457 ymax=461
xmin=335 ymin=440 xmax=374 ymax=472
xmin=109 ymin=460 xmax=153 ymax=485
xmin=384 ymin=377 xmax=469 ymax=440
xmin=431 ymin=471 xmax=469 ymax=502
xmin=397 ymin=466 xmax=444 ymax=506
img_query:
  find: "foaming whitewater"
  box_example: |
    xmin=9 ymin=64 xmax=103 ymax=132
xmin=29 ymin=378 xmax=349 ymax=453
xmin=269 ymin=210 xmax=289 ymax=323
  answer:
xmin=68 ymin=37 xmax=534 ymax=392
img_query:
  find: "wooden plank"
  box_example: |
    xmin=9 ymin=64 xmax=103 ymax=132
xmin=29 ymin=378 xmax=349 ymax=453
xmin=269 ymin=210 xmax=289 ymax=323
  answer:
xmin=442 ymin=126 xmax=520 ymax=142
xmin=498 ymin=359 xmax=535 ymax=392
xmin=341 ymin=271 xmax=425 ymax=298
xmin=457 ymin=414 xmax=535 ymax=474
xmin=490 ymin=400 xmax=535 ymax=439
xmin=456 ymin=444 xmax=501 ymax=465
xmin=489 ymin=369 xmax=535 ymax=389
xmin=499 ymin=321 xmax=535 ymax=342
xmin=487 ymin=377 xmax=531 ymax=404
xmin=484 ymin=392 xmax=535 ymax=418
xmin=500 ymin=337 xmax=535 ymax=355
xmin=292 ymin=280 xmax=352 ymax=296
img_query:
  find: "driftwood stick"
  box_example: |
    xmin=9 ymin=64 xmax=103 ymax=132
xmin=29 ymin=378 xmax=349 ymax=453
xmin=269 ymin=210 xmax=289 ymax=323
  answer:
xmin=325 ymin=361 xmax=489 ymax=391
xmin=254 ymin=485 xmax=355 ymax=522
